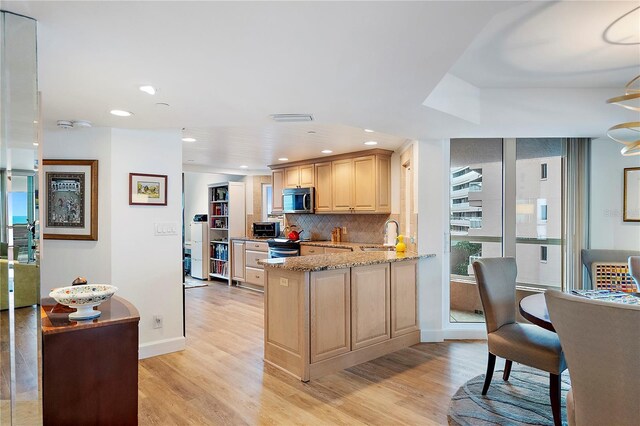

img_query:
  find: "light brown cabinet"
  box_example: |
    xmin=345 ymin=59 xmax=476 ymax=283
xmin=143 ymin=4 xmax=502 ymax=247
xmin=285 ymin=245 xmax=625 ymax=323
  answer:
xmin=271 ymin=169 xmax=284 ymax=213
xmin=231 ymin=240 xmax=245 ymax=281
xmin=314 ymin=162 xmax=332 ymax=212
xmin=390 ymin=260 xmax=418 ymax=337
xmin=285 ymin=165 xmax=314 ymax=188
xmin=264 ymin=259 xmax=420 ymax=381
xmin=300 ymin=246 xmax=353 ymax=256
xmin=270 ymin=150 xmax=392 ymax=214
xmin=232 ymin=240 xmax=268 ymax=288
xmin=351 ymin=263 xmax=390 ymax=350
xmin=324 ymin=247 xmax=352 ymax=254
xmin=310 ymin=269 xmax=351 ymax=363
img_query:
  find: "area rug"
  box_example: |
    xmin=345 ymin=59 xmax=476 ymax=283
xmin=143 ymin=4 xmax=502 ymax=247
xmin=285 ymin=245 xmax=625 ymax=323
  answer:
xmin=448 ymin=366 xmax=571 ymax=426
xmin=184 ymin=277 xmax=209 ymax=289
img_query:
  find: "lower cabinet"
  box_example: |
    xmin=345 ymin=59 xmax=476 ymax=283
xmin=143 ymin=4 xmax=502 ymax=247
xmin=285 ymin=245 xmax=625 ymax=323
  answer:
xmin=310 ymin=269 xmax=351 ymax=362
xmin=351 ymin=263 xmax=390 ymax=350
xmin=232 ymin=240 xmax=268 ymax=288
xmin=300 ymin=245 xmax=352 ymax=256
xmin=390 ymin=260 xmax=419 ymax=336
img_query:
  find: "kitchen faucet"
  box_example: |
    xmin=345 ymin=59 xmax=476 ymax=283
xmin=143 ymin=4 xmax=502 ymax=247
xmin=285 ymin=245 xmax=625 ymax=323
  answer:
xmin=383 ymin=218 xmax=399 ymax=246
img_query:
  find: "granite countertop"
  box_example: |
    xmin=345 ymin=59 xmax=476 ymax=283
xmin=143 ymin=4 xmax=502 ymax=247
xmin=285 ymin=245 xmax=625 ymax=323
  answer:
xmin=259 ymin=251 xmax=435 ymax=272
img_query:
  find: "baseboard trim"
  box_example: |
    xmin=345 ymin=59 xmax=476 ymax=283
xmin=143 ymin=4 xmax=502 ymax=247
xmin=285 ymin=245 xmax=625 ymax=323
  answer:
xmin=139 ymin=336 xmax=186 ymax=359
xmin=443 ymin=328 xmax=487 ymax=340
xmin=420 ymin=329 xmax=445 ymax=342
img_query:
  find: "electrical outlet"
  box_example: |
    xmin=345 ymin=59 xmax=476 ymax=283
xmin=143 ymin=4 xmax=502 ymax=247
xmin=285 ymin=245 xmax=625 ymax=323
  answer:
xmin=153 ymin=315 xmax=163 ymax=329
xmin=279 ymin=277 xmax=289 ymax=287
xmin=342 ymin=226 xmax=347 ymax=235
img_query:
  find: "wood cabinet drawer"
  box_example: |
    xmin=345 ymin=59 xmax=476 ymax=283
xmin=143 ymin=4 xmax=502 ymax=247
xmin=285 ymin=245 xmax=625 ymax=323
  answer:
xmin=324 ymin=247 xmax=352 ymax=254
xmin=246 ymin=241 xmax=268 ymax=252
xmin=246 ymin=250 xmax=268 ymax=269
xmin=245 ymin=267 xmax=264 ymax=286
xmin=301 ymin=246 xmax=324 ymax=256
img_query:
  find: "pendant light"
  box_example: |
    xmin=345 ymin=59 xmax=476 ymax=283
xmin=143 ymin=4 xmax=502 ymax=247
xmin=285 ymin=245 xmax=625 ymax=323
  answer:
xmin=606 ymin=75 xmax=640 ymax=156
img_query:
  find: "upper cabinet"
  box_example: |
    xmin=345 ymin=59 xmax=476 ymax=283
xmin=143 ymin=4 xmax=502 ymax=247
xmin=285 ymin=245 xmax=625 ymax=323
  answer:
xmin=285 ymin=165 xmax=314 ymax=188
xmin=272 ymin=169 xmax=284 ymax=214
xmin=270 ymin=149 xmax=392 ymax=215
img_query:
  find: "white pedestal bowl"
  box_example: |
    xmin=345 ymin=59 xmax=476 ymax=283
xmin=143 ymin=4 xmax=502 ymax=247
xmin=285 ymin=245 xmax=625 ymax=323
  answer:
xmin=49 ymin=284 xmax=118 ymax=320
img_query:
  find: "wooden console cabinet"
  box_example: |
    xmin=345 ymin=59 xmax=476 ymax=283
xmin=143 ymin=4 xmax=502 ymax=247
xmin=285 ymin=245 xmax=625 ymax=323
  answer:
xmin=41 ymin=296 xmax=140 ymax=425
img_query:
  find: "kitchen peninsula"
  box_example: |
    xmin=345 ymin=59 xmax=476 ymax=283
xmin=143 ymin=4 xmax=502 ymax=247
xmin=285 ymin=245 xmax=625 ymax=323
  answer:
xmin=260 ymin=250 xmax=434 ymax=381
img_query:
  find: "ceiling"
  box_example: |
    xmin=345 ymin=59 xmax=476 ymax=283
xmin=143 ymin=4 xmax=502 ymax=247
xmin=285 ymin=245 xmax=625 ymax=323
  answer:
xmin=3 ymin=1 xmax=639 ymax=173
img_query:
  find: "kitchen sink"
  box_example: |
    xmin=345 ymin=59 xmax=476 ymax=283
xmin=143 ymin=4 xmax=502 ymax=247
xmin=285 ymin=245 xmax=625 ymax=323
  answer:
xmin=361 ymin=246 xmax=396 ymax=252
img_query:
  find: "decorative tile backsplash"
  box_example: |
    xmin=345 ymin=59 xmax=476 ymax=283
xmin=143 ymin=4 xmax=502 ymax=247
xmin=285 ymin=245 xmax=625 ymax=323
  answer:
xmin=285 ymin=214 xmax=390 ymax=243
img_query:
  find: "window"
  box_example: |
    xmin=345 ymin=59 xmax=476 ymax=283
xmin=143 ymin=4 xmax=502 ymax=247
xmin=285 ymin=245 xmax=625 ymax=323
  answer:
xmin=540 ymin=204 xmax=548 ymax=221
xmin=262 ymin=184 xmax=272 ymax=221
xmin=540 ymin=246 xmax=548 ymax=262
xmin=541 ymin=163 xmax=548 ymax=180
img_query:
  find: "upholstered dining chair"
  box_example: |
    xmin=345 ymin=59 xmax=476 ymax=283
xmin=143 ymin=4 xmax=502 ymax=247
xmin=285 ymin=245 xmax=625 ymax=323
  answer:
xmin=629 ymin=256 xmax=640 ymax=287
xmin=473 ymin=257 xmax=566 ymax=426
xmin=545 ymin=290 xmax=640 ymax=426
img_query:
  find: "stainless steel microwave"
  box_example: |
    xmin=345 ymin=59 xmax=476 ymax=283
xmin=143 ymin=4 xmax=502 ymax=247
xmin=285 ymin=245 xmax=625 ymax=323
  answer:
xmin=282 ymin=187 xmax=314 ymax=214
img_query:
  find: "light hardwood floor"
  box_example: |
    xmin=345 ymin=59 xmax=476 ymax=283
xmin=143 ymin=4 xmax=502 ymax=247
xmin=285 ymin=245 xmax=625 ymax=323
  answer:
xmin=139 ymin=283 xmax=489 ymax=425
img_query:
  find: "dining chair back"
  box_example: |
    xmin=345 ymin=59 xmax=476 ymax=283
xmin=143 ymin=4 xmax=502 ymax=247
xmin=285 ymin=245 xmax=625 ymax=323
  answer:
xmin=545 ymin=290 xmax=640 ymax=426
xmin=473 ymin=257 xmax=566 ymax=426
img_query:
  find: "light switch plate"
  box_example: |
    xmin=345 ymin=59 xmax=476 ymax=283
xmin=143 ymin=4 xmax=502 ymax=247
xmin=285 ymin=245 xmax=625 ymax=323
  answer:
xmin=154 ymin=222 xmax=178 ymax=236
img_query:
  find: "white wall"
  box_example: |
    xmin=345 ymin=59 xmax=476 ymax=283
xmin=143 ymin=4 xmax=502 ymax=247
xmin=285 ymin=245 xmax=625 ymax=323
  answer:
xmin=110 ymin=128 xmax=184 ymax=357
xmin=183 ymin=171 xmax=241 ymax=242
xmin=41 ymin=127 xmax=112 ymax=290
xmin=41 ymin=127 xmax=185 ymax=358
xmin=590 ymin=137 xmax=640 ymax=250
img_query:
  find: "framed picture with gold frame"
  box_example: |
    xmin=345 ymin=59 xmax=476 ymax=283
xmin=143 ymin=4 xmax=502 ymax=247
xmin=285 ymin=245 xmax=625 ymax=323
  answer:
xmin=42 ymin=159 xmax=98 ymax=240
xmin=129 ymin=173 xmax=167 ymax=206
xmin=623 ymin=167 xmax=640 ymax=222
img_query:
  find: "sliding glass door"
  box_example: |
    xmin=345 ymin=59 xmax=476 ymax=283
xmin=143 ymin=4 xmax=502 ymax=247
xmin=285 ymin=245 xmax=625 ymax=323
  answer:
xmin=449 ymin=138 xmax=578 ymax=323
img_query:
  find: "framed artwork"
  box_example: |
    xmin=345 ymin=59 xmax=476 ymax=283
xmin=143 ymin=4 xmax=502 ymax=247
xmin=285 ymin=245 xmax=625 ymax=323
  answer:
xmin=129 ymin=173 xmax=167 ymax=206
xmin=42 ymin=159 xmax=98 ymax=240
xmin=623 ymin=167 xmax=640 ymax=222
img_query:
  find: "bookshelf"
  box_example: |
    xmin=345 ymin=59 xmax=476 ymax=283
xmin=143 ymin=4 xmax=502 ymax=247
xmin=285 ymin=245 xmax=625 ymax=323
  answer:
xmin=208 ymin=182 xmax=245 ymax=284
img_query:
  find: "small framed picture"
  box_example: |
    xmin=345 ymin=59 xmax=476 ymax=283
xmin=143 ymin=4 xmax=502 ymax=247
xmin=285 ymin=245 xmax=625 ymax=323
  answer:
xmin=43 ymin=159 xmax=98 ymax=240
xmin=129 ymin=173 xmax=167 ymax=206
xmin=623 ymin=167 xmax=640 ymax=222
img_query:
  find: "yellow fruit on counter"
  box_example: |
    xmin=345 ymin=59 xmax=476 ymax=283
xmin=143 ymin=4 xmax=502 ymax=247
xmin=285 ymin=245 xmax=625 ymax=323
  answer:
xmin=395 ymin=235 xmax=406 ymax=253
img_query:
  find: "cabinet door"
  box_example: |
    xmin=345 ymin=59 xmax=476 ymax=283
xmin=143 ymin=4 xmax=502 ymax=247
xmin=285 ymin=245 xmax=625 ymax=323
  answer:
xmin=310 ymin=269 xmax=351 ymax=362
xmin=284 ymin=166 xmax=300 ymax=188
xmin=300 ymin=246 xmax=324 ymax=256
xmin=376 ymin=155 xmax=391 ymax=213
xmin=271 ymin=170 xmax=284 ymax=213
xmin=245 ymin=250 xmax=267 ymax=269
xmin=351 ymin=264 xmax=390 ymax=350
xmin=299 ymin=164 xmax=315 ymax=187
xmin=231 ymin=241 xmax=245 ymax=281
xmin=352 ymin=155 xmax=376 ymax=211
xmin=315 ymin=162 xmax=332 ymax=212
xmin=390 ymin=260 xmax=418 ymax=337
xmin=332 ymin=159 xmax=353 ymax=211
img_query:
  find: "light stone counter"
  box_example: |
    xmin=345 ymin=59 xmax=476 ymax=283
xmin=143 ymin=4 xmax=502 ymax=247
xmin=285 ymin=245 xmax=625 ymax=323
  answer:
xmin=299 ymin=241 xmax=387 ymax=250
xmin=259 ymin=250 xmax=435 ymax=272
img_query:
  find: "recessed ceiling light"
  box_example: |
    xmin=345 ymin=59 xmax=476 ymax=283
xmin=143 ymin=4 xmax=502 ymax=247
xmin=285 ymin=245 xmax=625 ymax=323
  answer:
xmin=33 ymin=142 xmax=39 ymax=146
xmin=110 ymin=109 xmax=133 ymax=117
xmin=139 ymin=85 xmax=156 ymax=95
xmin=364 ymin=141 xmax=378 ymax=146
xmin=182 ymin=137 xmax=196 ymax=142
xmin=321 ymin=150 xmax=333 ymax=154
xmin=278 ymin=157 xmax=289 ymax=161
xmin=364 ymin=129 xmax=374 ymax=133
xmin=33 ymin=120 xmax=38 ymax=124
xmin=240 ymin=165 xmax=248 ymax=169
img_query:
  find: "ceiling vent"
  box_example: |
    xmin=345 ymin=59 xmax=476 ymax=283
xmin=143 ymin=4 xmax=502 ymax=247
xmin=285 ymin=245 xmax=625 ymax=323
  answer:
xmin=270 ymin=113 xmax=314 ymax=122
xmin=57 ymin=120 xmax=73 ymax=129
xmin=57 ymin=120 xmax=93 ymax=129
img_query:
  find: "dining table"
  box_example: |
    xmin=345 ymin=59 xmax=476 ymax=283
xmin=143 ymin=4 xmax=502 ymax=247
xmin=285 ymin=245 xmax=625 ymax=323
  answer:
xmin=519 ymin=290 xmax=640 ymax=333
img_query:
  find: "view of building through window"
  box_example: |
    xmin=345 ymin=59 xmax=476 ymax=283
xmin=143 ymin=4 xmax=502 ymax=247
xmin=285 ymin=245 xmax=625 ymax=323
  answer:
xmin=449 ymin=138 xmax=564 ymax=324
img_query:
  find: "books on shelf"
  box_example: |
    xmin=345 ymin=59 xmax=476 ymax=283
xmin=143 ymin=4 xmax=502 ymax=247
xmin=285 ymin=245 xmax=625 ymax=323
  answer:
xmin=211 ymin=203 xmax=228 ymax=216
xmin=210 ymin=259 xmax=228 ymax=277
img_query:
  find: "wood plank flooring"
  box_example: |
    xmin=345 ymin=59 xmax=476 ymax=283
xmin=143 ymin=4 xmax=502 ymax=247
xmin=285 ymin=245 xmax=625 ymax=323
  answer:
xmin=139 ymin=283 xmax=489 ymax=425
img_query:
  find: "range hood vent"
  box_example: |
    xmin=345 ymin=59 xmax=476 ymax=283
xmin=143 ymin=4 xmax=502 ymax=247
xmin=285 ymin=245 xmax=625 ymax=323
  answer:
xmin=270 ymin=113 xmax=314 ymax=122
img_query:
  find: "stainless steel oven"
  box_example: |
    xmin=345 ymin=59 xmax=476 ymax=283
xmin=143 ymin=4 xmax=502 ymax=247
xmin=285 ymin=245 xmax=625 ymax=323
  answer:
xmin=267 ymin=238 xmax=300 ymax=258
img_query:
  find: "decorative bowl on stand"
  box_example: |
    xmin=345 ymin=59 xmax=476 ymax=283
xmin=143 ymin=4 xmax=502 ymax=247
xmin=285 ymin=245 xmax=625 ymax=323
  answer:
xmin=49 ymin=284 xmax=118 ymax=320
